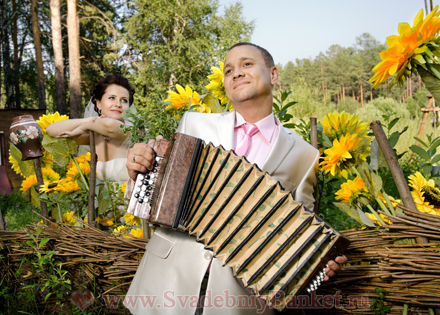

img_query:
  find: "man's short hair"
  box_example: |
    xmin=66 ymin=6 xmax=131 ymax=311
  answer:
xmin=228 ymin=42 xmax=275 ymax=68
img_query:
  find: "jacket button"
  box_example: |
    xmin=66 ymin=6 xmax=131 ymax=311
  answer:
xmin=204 ymin=252 xmax=213 ymax=260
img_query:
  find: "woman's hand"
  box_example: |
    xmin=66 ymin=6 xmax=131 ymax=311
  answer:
xmin=323 ymin=254 xmax=348 ymax=281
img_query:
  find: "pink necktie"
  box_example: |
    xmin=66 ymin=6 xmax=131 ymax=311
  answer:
xmin=235 ymin=123 xmax=259 ymax=157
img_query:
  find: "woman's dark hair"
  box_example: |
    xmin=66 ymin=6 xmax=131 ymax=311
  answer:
xmin=92 ymin=74 xmax=135 ymax=115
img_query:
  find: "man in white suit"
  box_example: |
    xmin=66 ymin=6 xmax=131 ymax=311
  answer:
xmin=125 ymin=43 xmax=347 ymax=314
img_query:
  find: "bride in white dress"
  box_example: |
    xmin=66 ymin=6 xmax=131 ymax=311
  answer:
xmin=46 ymin=74 xmax=135 ymax=185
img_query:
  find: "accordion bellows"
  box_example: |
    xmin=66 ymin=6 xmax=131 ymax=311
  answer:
xmin=126 ymin=133 xmax=349 ymax=310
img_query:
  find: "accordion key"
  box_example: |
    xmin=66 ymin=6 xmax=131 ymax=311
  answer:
xmin=126 ymin=133 xmax=350 ymax=311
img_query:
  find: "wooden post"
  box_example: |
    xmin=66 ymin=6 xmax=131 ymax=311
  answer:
xmin=310 ymin=118 xmax=319 ymax=213
xmin=410 ymin=94 xmax=434 ymax=163
xmin=370 ymin=120 xmax=429 ymax=244
xmin=88 ymin=131 xmax=97 ymax=227
xmin=33 ymin=158 xmax=49 ymax=225
xmin=0 ymin=203 xmax=4 ymax=230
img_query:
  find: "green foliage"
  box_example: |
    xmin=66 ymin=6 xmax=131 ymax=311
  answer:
xmin=272 ymin=91 xmax=296 ymax=126
xmin=409 ymin=133 xmax=440 ymax=182
xmin=8 ymin=144 xmax=35 ymax=177
xmin=0 ymin=190 xmax=40 ymax=231
xmin=42 ymin=135 xmax=78 ymax=167
xmin=370 ymin=288 xmax=391 ymax=315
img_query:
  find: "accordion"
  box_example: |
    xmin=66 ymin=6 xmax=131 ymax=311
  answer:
xmin=126 ymin=133 xmax=349 ymax=311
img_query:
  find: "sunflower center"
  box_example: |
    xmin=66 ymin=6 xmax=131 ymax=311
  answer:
xmin=421 ymin=185 xmax=440 ymax=207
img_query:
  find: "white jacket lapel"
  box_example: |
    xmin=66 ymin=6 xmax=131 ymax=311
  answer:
xmin=216 ymin=110 xmax=235 ymax=150
xmin=262 ymin=122 xmax=296 ymax=175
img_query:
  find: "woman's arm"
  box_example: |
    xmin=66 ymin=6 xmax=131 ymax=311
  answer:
xmin=46 ymin=118 xmax=94 ymax=145
xmin=50 ymin=117 xmax=128 ymax=143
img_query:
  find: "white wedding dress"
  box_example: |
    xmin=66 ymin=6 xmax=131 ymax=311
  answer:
xmin=96 ymin=158 xmax=130 ymax=185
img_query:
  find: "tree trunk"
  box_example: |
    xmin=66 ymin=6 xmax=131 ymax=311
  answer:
xmin=31 ymin=0 xmax=46 ymax=109
xmin=50 ymin=0 xmax=67 ymax=115
xmin=360 ymin=81 xmax=364 ymax=107
xmin=67 ymin=0 xmax=82 ymax=118
xmin=12 ymin=0 xmax=21 ymax=109
xmin=409 ymin=76 xmax=412 ymax=97
xmin=370 ymin=89 xmax=373 ymax=101
xmin=1 ymin=0 xmax=14 ymax=109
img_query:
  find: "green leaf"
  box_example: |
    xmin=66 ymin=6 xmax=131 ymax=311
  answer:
xmin=39 ymin=236 xmax=50 ymax=248
xmin=413 ymin=137 xmax=428 ymax=148
xmin=333 ymin=203 xmax=375 ymax=227
xmin=9 ymin=143 xmax=35 ymax=177
xmin=45 ymin=292 xmax=52 ymax=301
xmin=42 ymin=135 xmax=77 ymax=167
xmin=432 ymin=154 xmax=440 ymax=164
xmin=30 ymin=187 xmax=41 ymax=208
xmin=409 ymin=145 xmax=431 ymax=161
xmin=321 ymin=133 xmax=333 ymax=148
xmin=422 ymin=165 xmax=432 ymax=177
xmin=280 ymin=101 xmax=297 ymax=111
xmin=388 ymin=131 xmax=400 ymax=149
xmin=430 ymin=137 xmax=440 ymax=153
xmin=387 ymin=118 xmax=399 ymax=131
xmin=282 ymin=123 xmax=296 ymax=129
xmin=272 ymin=102 xmax=280 ymax=112
xmin=370 ymin=139 xmax=387 ymax=171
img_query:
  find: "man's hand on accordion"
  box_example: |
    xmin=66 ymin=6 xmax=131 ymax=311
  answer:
xmin=127 ymin=138 xmax=162 ymax=180
xmin=324 ymin=255 xmax=348 ymax=281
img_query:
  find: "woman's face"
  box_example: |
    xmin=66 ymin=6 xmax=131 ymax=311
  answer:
xmin=96 ymin=84 xmax=130 ymax=121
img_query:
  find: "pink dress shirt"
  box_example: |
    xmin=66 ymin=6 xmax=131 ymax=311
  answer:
xmin=233 ymin=111 xmax=279 ymax=168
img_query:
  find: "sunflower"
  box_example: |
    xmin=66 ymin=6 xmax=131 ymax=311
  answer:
xmin=320 ymin=134 xmax=364 ymax=178
xmin=37 ymin=112 xmax=69 ymax=134
xmin=55 ymin=178 xmax=80 ymax=193
xmin=378 ymin=192 xmax=401 ymax=209
xmin=20 ymin=167 xmax=60 ymax=193
xmin=124 ymin=212 xmax=141 ymax=226
xmin=408 ymin=172 xmax=440 ymax=216
xmin=321 ymin=111 xmax=370 ymax=141
xmin=67 ymin=152 xmax=91 ymax=170
xmin=206 ymin=61 xmax=229 ymax=105
xmin=96 ymin=217 xmax=115 ymax=227
xmin=124 ymin=227 xmax=143 ymax=239
xmin=365 ymin=212 xmax=392 ymax=226
xmin=40 ymin=180 xmax=60 ymax=194
xmin=335 ymin=176 xmax=373 ymax=206
xmin=119 ymin=182 xmax=127 ymax=196
xmin=370 ymin=6 xmax=440 ymax=88
xmin=65 ymin=160 xmax=90 ymax=182
xmin=164 ymin=84 xmax=207 ymax=112
xmin=62 ymin=211 xmax=77 ymax=225
xmin=113 ymin=225 xmax=129 ymax=237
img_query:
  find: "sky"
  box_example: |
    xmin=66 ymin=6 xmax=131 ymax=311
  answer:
xmin=217 ymin=0 xmax=438 ymax=66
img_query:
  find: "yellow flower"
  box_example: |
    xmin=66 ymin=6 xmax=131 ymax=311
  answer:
xmin=40 ymin=180 xmax=60 ymax=194
xmin=320 ymin=134 xmax=364 ymax=178
xmin=365 ymin=212 xmax=392 ymax=227
xmin=119 ymin=182 xmax=127 ymax=195
xmin=206 ymin=61 xmax=229 ymax=105
xmin=67 ymin=153 xmax=91 ymax=170
xmin=124 ymin=212 xmax=141 ymax=226
xmin=408 ymin=172 xmax=440 ymax=216
xmin=378 ymin=192 xmax=401 ymax=209
xmin=124 ymin=227 xmax=143 ymax=239
xmin=113 ymin=225 xmax=129 ymax=236
xmin=37 ymin=112 xmax=69 ymax=134
xmin=96 ymin=217 xmax=114 ymax=226
xmin=66 ymin=160 xmax=90 ymax=182
xmin=21 ymin=167 xmax=60 ymax=193
xmin=62 ymin=211 xmax=76 ymax=225
xmin=321 ymin=111 xmax=370 ymax=140
xmin=55 ymin=178 xmax=80 ymax=193
xmin=335 ymin=176 xmax=373 ymax=206
xmin=370 ymin=6 xmax=440 ymax=88
xmin=164 ymin=84 xmax=206 ymax=111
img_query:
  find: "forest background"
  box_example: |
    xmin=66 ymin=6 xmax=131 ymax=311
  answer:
xmin=0 ymin=0 xmax=436 ymax=155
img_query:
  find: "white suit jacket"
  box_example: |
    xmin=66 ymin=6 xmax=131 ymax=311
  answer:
xmin=126 ymin=110 xmax=319 ymax=315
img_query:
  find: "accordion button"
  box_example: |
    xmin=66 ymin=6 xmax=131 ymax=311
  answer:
xmin=152 ymin=169 xmax=157 ymax=173
xmin=143 ymin=180 xmax=149 ymax=185
xmin=155 ymin=156 xmax=161 ymax=161
xmin=145 ymin=197 xmax=149 ymax=203
xmin=135 ymin=188 xmax=141 ymax=193
xmin=134 ymin=193 xmax=139 ymax=198
xmin=204 ymin=252 xmax=213 ymax=260
xmin=139 ymin=191 xmax=145 ymax=197
xmin=138 ymin=198 xmax=144 ymax=203
xmin=138 ymin=175 xmax=144 ymax=180
xmin=146 ymin=192 xmax=150 ymax=196
xmin=145 ymin=175 xmax=150 ymax=180
xmin=141 ymin=186 xmax=147 ymax=191
xmin=147 ymin=186 xmax=152 ymax=190
xmin=154 ymin=162 xmax=159 ymax=167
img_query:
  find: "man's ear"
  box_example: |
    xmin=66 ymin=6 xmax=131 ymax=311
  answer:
xmin=270 ymin=66 xmax=279 ymax=86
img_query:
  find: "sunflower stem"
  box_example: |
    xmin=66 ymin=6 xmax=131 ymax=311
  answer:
xmin=403 ymin=304 xmax=408 ymax=315
xmin=428 ymin=308 xmax=435 ymax=315
xmin=381 ymin=190 xmax=396 ymax=216
xmin=71 ymin=154 xmax=89 ymax=191
xmin=375 ymin=196 xmax=392 ymax=216
xmin=367 ymin=204 xmax=387 ymax=227
xmin=56 ymin=203 xmax=62 ymax=223
xmin=351 ymin=166 xmax=362 ymax=178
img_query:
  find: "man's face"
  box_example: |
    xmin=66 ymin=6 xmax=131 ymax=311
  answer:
xmin=223 ymin=45 xmax=277 ymax=106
